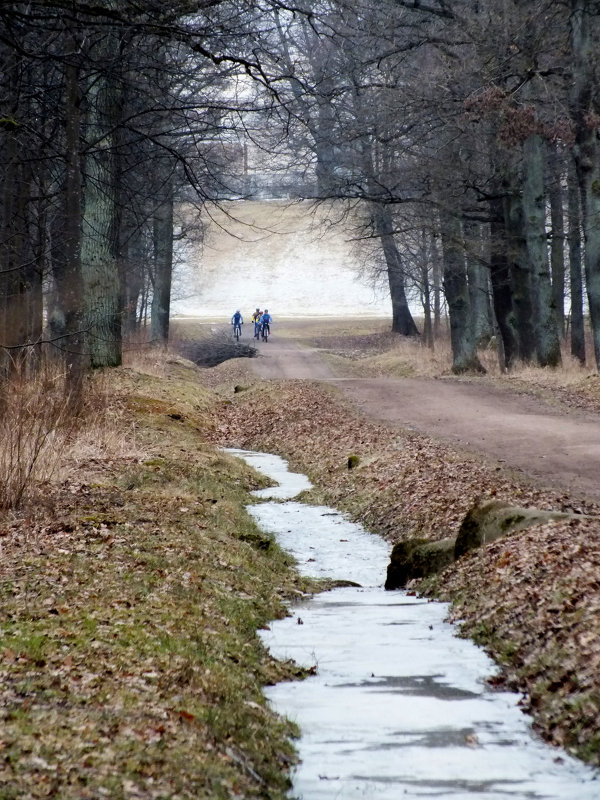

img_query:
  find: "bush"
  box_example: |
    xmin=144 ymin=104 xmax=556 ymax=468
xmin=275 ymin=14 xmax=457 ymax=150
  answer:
xmin=0 ymin=369 xmax=73 ymax=508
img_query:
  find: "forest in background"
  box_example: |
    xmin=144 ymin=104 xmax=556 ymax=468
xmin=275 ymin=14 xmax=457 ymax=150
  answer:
xmin=2 ymin=0 xmax=600 ymax=393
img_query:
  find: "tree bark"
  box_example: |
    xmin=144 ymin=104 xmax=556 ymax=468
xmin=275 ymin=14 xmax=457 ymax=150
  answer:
xmin=439 ymin=209 xmax=484 ymax=374
xmin=464 ymin=219 xmax=493 ymax=345
xmin=0 ymin=51 xmax=31 ymax=376
xmin=371 ymin=203 xmax=419 ymax=336
xmin=504 ymin=185 xmax=536 ymax=362
xmin=432 ymin=238 xmax=442 ymax=339
xmin=489 ymin=196 xmax=518 ymax=369
xmin=121 ymin=218 xmax=145 ymax=339
xmin=570 ymin=0 xmax=600 ymax=369
xmin=81 ymin=52 xmax=122 ymax=368
xmin=522 ymin=134 xmax=561 ymax=367
xmin=568 ymin=154 xmax=585 ymax=364
xmin=548 ymin=143 xmax=566 ymax=337
xmin=60 ymin=57 xmax=86 ymax=397
xmin=421 ymin=231 xmax=434 ymax=349
xmin=150 ymin=189 xmax=174 ymax=344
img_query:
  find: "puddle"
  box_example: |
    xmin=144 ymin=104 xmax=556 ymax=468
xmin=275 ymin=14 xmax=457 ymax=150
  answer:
xmin=227 ymin=449 xmax=600 ymax=799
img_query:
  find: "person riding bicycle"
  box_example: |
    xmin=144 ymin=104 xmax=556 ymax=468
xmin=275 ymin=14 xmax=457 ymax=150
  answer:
xmin=231 ymin=310 xmax=243 ymax=336
xmin=260 ymin=309 xmax=272 ymax=337
xmin=252 ymin=308 xmax=262 ymax=339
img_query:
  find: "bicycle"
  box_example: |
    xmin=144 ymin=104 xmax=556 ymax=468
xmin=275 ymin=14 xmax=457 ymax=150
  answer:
xmin=261 ymin=322 xmax=270 ymax=342
xmin=232 ymin=322 xmax=242 ymax=341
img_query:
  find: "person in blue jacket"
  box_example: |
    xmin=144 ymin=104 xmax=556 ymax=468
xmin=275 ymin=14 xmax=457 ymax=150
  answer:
xmin=231 ymin=310 xmax=243 ymax=337
xmin=260 ymin=309 xmax=272 ymax=337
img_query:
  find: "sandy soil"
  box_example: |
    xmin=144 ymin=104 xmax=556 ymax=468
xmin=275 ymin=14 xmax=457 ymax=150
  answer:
xmin=251 ymin=325 xmax=600 ymax=502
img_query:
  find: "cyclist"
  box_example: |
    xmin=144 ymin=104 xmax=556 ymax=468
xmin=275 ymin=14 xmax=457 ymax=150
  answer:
xmin=260 ymin=309 xmax=272 ymax=340
xmin=231 ymin=310 xmax=243 ymax=338
xmin=251 ymin=308 xmax=262 ymax=340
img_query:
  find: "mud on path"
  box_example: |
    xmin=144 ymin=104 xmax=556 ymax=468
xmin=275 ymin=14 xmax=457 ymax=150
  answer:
xmin=251 ymin=322 xmax=600 ymax=502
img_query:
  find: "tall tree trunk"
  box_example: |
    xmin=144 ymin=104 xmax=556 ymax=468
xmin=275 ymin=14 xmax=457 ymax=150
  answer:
xmin=0 ymin=51 xmax=31 ymax=376
xmin=3 ymin=158 xmax=32 ymax=376
xmin=439 ymin=210 xmax=484 ymax=374
xmin=30 ymin=176 xmax=46 ymax=363
xmin=421 ymin=231 xmax=434 ymax=349
xmin=489 ymin=196 xmax=518 ymax=369
xmin=522 ymin=134 xmax=561 ymax=367
xmin=570 ymin=0 xmax=600 ymax=369
xmin=464 ymin=219 xmax=493 ymax=345
xmin=504 ymin=184 xmax=536 ymax=362
xmin=371 ymin=204 xmax=419 ymax=336
xmin=59 ymin=57 xmax=86 ymax=398
xmin=548 ymin=143 xmax=566 ymax=337
xmin=568 ymin=155 xmax=585 ymax=364
xmin=121 ymin=219 xmax=145 ymax=339
xmin=432 ymin=238 xmax=442 ymax=339
xmin=150 ymin=188 xmax=174 ymax=344
xmin=81 ymin=54 xmax=122 ymax=368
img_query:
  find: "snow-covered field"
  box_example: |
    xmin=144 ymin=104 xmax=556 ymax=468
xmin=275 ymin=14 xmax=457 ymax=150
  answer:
xmin=172 ymin=200 xmax=392 ymax=319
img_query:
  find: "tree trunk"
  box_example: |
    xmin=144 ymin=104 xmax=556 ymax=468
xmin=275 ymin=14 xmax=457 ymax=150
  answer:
xmin=439 ymin=210 xmax=484 ymax=374
xmin=504 ymin=184 xmax=536 ymax=362
xmin=570 ymin=0 xmax=600 ymax=369
xmin=489 ymin=196 xmax=518 ymax=369
xmin=568 ymin=154 xmax=585 ymax=364
xmin=464 ymin=219 xmax=493 ymax=345
xmin=548 ymin=143 xmax=566 ymax=337
xmin=121 ymin=220 xmax=145 ymax=339
xmin=432 ymin=238 xmax=442 ymax=339
xmin=371 ymin=204 xmax=419 ymax=336
xmin=522 ymin=134 xmax=561 ymax=367
xmin=150 ymin=190 xmax=174 ymax=344
xmin=81 ymin=56 xmax=122 ymax=368
xmin=2 ymin=155 xmax=32 ymax=376
xmin=30 ymin=180 xmax=46 ymax=364
xmin=60 ymin=57 xmax=86 ymax=397
xmin=0 ymin=51 xmax=31 ymax=376
xmin=421 ymin=231 xmax=434 ymax=349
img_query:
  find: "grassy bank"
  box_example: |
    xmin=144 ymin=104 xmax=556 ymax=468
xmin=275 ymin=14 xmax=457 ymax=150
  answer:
xmin=0 ymin=359 xmax=311 ymax=799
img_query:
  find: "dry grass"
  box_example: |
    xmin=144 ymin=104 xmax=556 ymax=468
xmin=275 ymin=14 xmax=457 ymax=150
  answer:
xmin=0 ymin=368 xmax=74 ymax=509
xmin=63 ymin=374 xmax=144 ymax=468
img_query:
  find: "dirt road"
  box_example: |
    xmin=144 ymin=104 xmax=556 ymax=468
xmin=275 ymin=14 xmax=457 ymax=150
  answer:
xmin=251 ymin=334 xmax=600 ymax=501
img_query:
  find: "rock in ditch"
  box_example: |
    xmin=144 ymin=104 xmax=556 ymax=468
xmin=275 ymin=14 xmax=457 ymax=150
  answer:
xmin=385 ymin=537 xmax=456 ymax=590
xmin=453 ymin=500 xmax=577 ymax=560
xmin=384 ymin=499 xmax=586 ymax=591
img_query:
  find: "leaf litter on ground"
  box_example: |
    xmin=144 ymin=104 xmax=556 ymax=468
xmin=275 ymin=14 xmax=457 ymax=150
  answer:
xmin=210 ymin=373 xmax=600 ymax=766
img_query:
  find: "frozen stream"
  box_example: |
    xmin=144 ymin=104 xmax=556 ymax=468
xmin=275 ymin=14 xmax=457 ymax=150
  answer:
xmin=227 ymin=449 xmax=600 ymax=799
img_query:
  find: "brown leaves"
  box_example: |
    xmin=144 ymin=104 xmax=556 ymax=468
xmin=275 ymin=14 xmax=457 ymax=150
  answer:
xmin=441 ymin=517 xmax=600 ymax=762
xmin=214 ymin=377 xmax=600 ymax=765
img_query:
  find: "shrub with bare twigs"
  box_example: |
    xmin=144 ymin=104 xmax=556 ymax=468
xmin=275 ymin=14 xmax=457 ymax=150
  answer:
xmin=0 ymin=369 xmax=74 ymax=508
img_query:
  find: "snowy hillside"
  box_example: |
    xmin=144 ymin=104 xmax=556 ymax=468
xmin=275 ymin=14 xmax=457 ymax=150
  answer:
xmin=172 ymin=200 xmax=392 ymax=319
